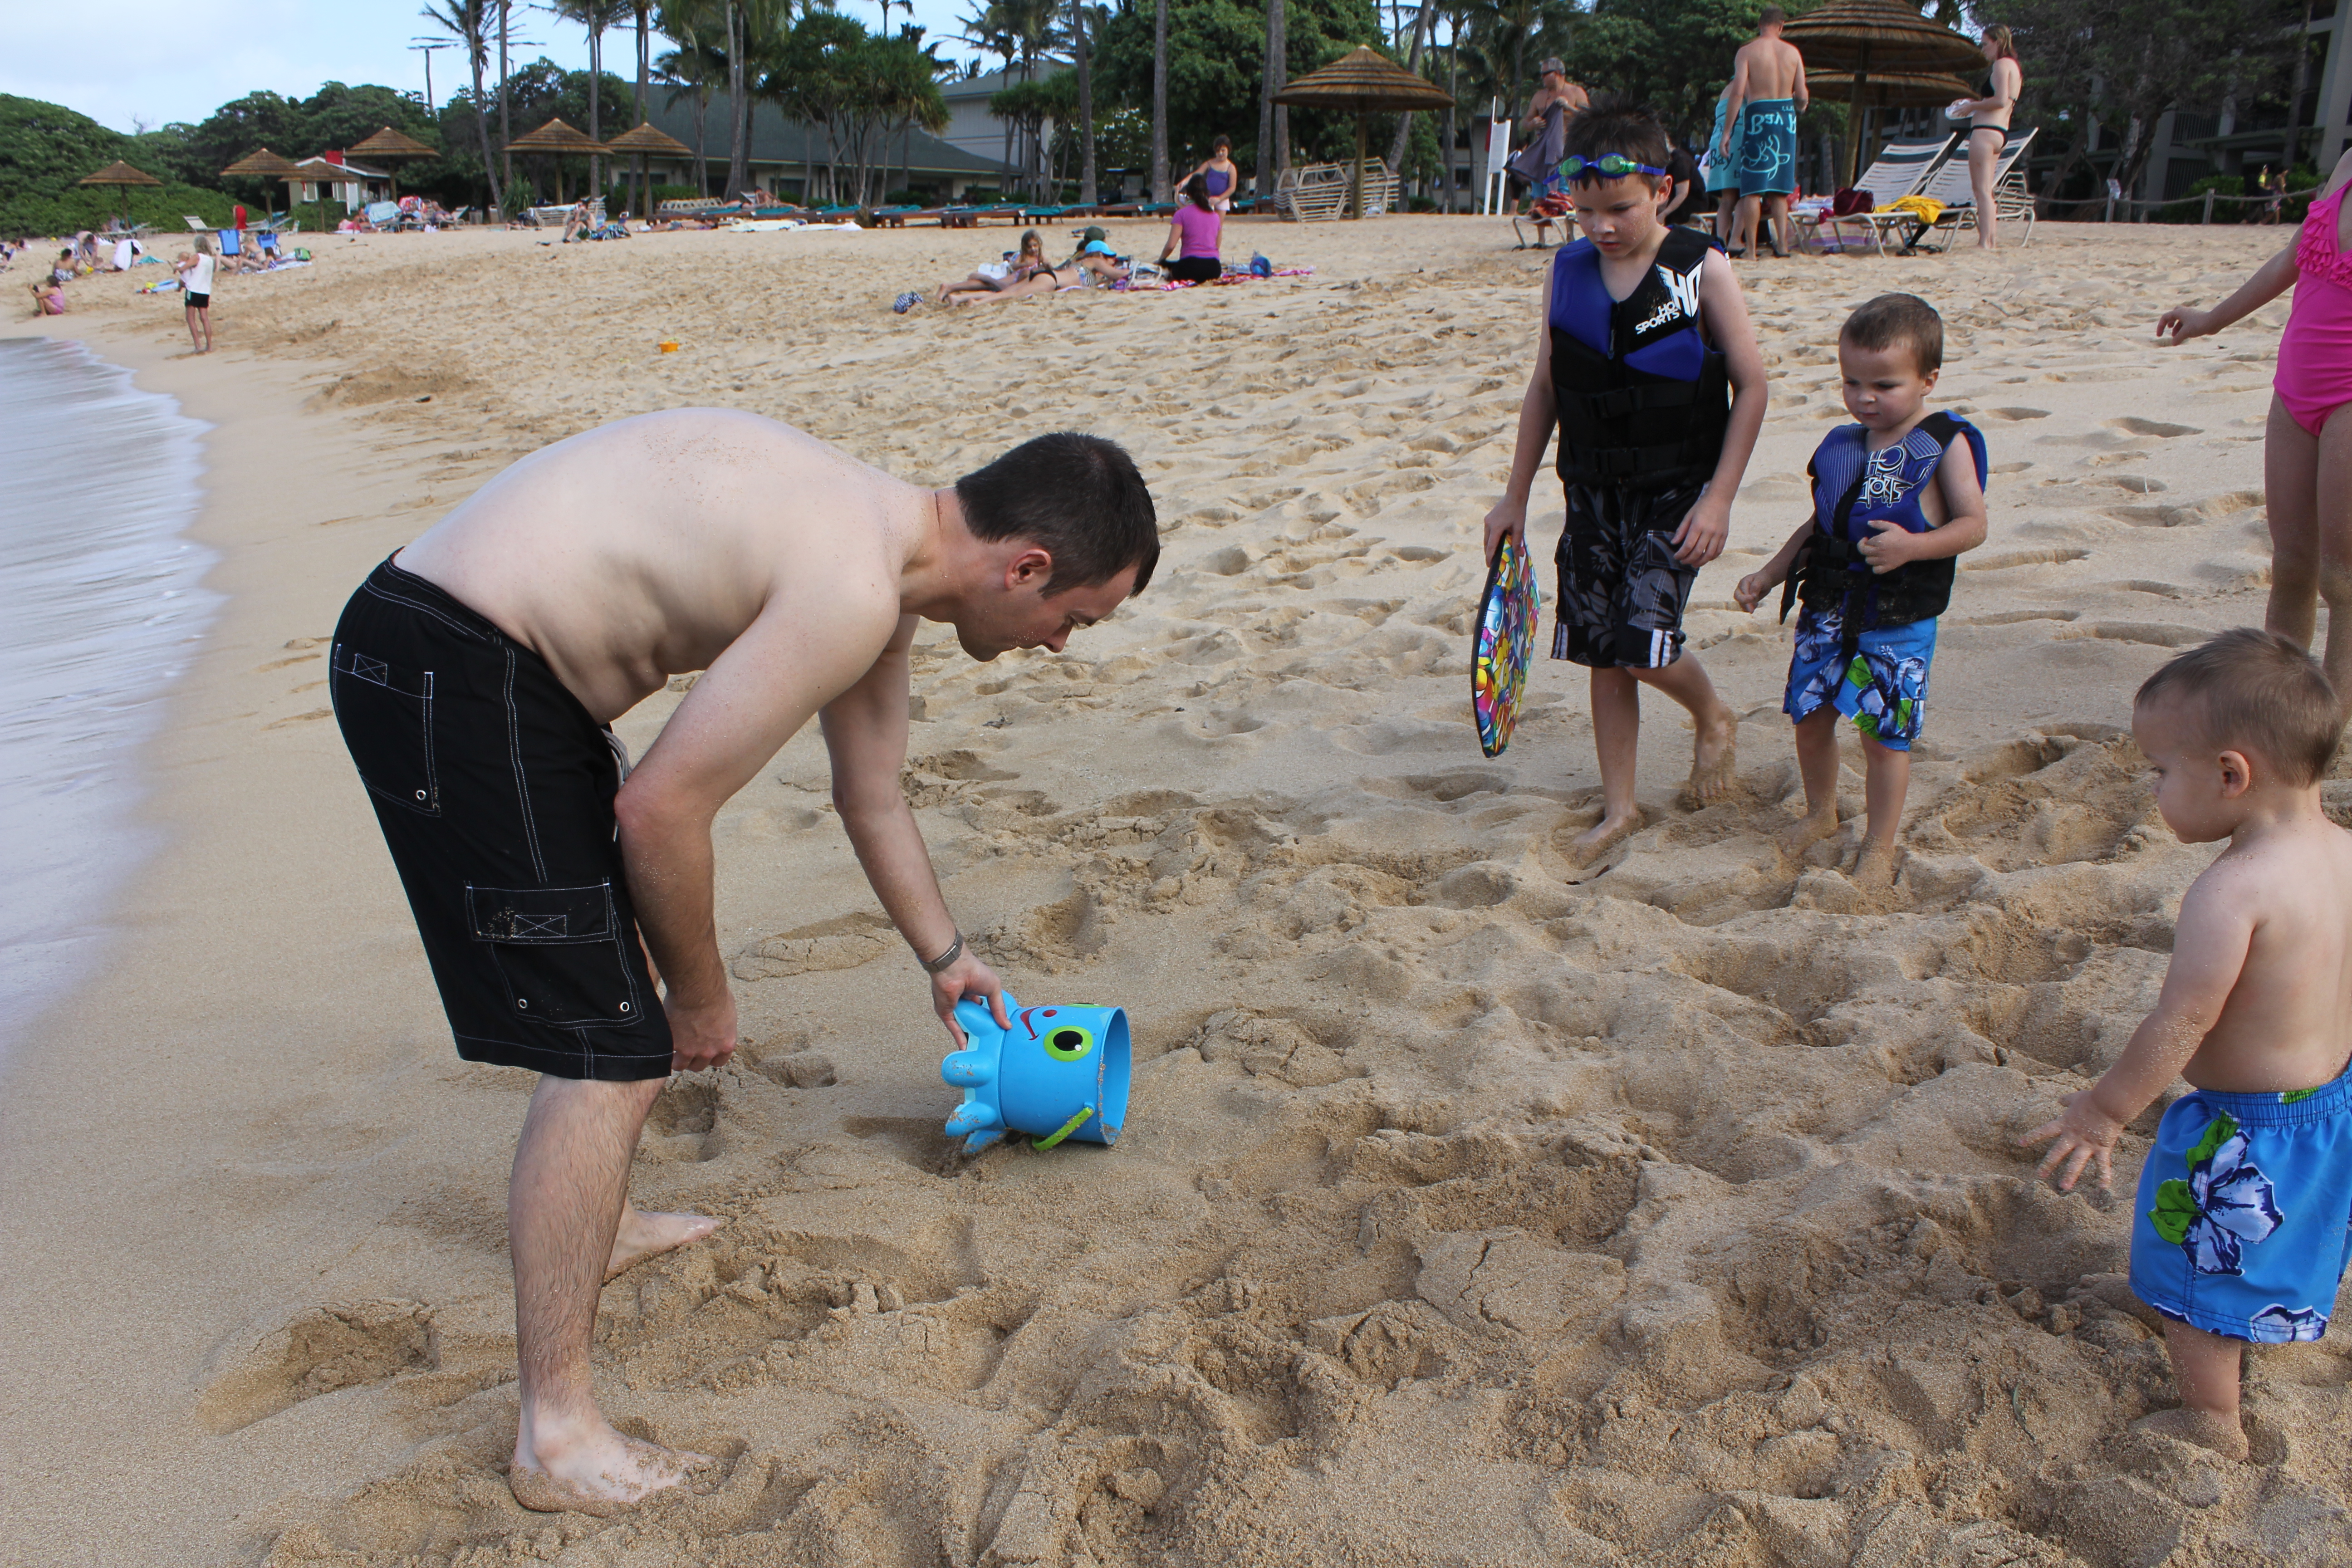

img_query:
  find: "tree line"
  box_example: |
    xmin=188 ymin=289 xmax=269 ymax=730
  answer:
xmin=4 ymin=0 xmax=2315 ymax=235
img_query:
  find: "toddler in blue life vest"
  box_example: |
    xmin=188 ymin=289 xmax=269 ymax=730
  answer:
xmin=1732 ymin=293 xmax=1989 ymax=887
xmin=1484 ymin=100 xmax=1772 ymax=866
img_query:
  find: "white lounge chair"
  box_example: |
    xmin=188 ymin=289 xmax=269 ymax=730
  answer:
xmin=1795 ymin=135 xmax=1953 ymax=256
xmin=1873 ymin=127 xmax=2038 ymax=252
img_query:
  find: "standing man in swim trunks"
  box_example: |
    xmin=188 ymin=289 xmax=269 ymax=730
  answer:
xmin=329 ymin=415 xmax=1156 ymax=1515
xmin=1720 ymin=6 xmax=1808 ymax=261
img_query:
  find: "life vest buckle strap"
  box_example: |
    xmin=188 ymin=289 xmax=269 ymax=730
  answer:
xmin=1578 ymin=381 xmax=1700 ymax=421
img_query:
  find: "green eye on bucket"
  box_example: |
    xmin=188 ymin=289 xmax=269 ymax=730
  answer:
xmin=1044 ymin=1025 xmax=1095 ymax=1063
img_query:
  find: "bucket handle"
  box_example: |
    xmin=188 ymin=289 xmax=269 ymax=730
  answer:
xmin=1033 ymin=1104 xmax=1095 ymax=1150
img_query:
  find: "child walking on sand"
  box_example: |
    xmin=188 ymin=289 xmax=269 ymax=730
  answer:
xmin=175 ymin=239 xmax=215 ymax=354
xmin=1484 ymin=100 xmax=1768 ymax=863
xmin=2158 ymin=148 xmax=2352 ymax=719
xmin=2022 ymin=631 xmax=2352 ymax=1461
xmin=1733 ymin=294 xmax=1989 ymax=886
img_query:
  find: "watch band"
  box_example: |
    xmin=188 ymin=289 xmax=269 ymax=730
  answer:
xmin=919 ymin=931 xmax=965 ymax=975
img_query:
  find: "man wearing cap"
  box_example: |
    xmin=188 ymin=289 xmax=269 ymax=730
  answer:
xmin=1064 ymin=226 xmax=1132 ymax=285
xmin=1509 ymin=60 xmax=1589 ymax=245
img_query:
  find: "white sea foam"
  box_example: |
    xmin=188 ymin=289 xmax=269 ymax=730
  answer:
xmin=0 ymin=338 xmax=217 ymax=1062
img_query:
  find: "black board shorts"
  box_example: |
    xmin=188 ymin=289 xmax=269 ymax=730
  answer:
xmin=331 ymin=556 xmax=672 ymax=1080
xmin=1551 ymin=480 xmax=1705 ymax=670
xmin=184 ymin=291 xmax=209 ymax=309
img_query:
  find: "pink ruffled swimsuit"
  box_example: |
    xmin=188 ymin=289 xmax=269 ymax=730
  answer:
xmin=2278 ymin=185 xmax=2352 ymax=436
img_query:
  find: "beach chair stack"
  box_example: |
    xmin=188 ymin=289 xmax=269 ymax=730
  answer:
xmin=1808 ymin=129 xmax=2039 ymax=255
xmin=1885 ymin=128 xmax=2038 ymax=251
xmin=1274 ymin=161 xmax=1401 ymax=222
xmin=1795 ymin=136 xmax=1951 ymax=256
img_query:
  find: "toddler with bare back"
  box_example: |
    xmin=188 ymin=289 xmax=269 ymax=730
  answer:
xmin=2021 ymin=630 xmax=2352 ymax=1461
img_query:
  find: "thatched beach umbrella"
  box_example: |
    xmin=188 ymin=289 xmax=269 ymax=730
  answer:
xmin=505 ymin=119 xmax=605 ymax=204
xmin=604 ymin=121 xmax=692 ymax=220
xmin=347 ymin=126 xmax=436 ymax=201
xmin=1804 ymin=68 xmax=1975 ymax=180
xmin=220 ymin=147 xmax=307 ymax=221
xmin=78 ymin=160 xmax=162 ymax=223
xmin=1273 ymin=46 xmax=1453 ymax=220
xmin=1780 ymin=0 xmax=1985 ymax=184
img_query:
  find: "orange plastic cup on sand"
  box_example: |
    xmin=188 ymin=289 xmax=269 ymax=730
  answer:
xmin=658 ymin=339 xmax=680 ymax=353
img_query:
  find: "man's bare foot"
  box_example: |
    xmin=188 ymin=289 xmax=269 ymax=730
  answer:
xmin=1777 ymin=803 xmax=1840 ymax=859
xmin=510 ymin=1430 xmax=709 ymax=1516
xmin=2133 ymin=1407 xmax=2249 ymax=1462
xmin=1853 ymin=835 xmax=1899 ymax=890
xmin=605 ymin=1205 xmax=719 ymax=1283
xmin=1569 ymin=810 xmax=1643 ymax=867
xmin=1679 ymin=708 xmax=1739 ymax=808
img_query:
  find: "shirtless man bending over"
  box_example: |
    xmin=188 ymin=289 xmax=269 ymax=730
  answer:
xmin=1719 ymin=7 xmax=1808 ymax=261
xmin=329 ymin=412 xmax=1156 ymax=1514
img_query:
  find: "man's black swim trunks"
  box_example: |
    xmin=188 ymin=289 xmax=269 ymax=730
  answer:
xmin=330 ymin=555 xmax=672 ymax=1081
xmin=1551 ymin=480 xmax=1705 ymax=670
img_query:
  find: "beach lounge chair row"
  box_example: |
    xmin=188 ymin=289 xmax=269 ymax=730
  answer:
xmin=1795 ymin=128 xmax=2037 ymax=255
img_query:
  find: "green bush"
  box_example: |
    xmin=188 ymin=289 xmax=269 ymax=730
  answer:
xmin=2154 ymin=166 xmax=2321 ymax=225
xmin=283 ymin=200 xmax=349 ymax=233
xmin=2153 ymin=173 xmax=2246 ymax=224
xmin=0 ymin=93 xmax=240 ymax=235
xmin=4 ymin=183 xmax=236 ymax=239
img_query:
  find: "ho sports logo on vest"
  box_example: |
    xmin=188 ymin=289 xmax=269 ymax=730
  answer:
xmin=1634 ymin=261 xmax=1704 ymax=336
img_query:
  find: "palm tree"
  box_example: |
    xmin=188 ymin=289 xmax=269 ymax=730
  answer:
xmin=421 ymin=0 xmax=505 ymax=213
xmin=656 ymin=0 xmax=729 ymax=195
xmin=959 ymin=2 xmax=1020 ymax=191
xmin=999 ymin=0 xmax=1062 ymax=197
xmin=1387 ymin=2 xmax=1431 ymax=180
xmin=1257 ymin=0 xmax=1284 ymax=205
xmin=1072 ymin=0 xmax=1095 ymax=205
xmin=1150 ymin=0 xmax=1168 ymax=202
xmin=553 ymin=0 xmax=632 ymax=203
xmin=631 ymin=0 xmax=653 ymax=216
xmin=498 ymin=0 xmax=513 ymax=201
xmin=1438 ymin=0 xmax=1467 ymax=211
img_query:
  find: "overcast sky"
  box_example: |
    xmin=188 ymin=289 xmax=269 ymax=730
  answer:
xmin=7 ymin=0 xmax=983 ymax=133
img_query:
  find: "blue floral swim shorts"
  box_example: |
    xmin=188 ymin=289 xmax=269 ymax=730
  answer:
xmin=1783 ymin=607 xmax=1936 ymax=750
xmin=2128 ymin=1062 xmax=2352 ymax=1345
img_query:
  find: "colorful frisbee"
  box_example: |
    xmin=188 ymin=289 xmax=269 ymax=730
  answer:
xmin=1472 ymin=533 xmax=1541 ymax=758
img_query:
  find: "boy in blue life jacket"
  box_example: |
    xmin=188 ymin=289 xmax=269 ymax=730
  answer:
xmin=1484 ymin=102 xmax=1771 ymax=865
xmin=1732 ymin=293 xmax=1990 ymax=887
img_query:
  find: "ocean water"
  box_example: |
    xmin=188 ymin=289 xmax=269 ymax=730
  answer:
xmin=0 ymin=338 xmax=216 ymax=1060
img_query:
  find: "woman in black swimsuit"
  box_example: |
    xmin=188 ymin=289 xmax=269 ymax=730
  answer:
xmin=1952 ymin=25 xmax=2023 ymax=250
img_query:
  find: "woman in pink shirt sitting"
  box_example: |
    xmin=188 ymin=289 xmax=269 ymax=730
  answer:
xmin=1159 ymin=184 xmax=1223 ymax=284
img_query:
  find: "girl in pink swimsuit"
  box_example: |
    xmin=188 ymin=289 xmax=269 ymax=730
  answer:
xmin=2160 ymin=149 xmax=2352 ymax=713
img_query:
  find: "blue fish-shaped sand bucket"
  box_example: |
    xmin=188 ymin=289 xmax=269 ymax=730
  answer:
xmin=940 ymin=991 xmax=1130 ymax=1154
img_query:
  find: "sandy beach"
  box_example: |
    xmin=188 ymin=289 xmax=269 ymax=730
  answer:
xmin=5 ymin=214 xmax=2341 ymax=1567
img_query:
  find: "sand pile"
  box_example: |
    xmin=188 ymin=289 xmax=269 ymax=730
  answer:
xmin=10 ymin=219 xmax=2347 ymax=1567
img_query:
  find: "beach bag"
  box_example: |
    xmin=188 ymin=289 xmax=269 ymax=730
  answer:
xmin=1831 ymin=187 xmax=1874 ymax=216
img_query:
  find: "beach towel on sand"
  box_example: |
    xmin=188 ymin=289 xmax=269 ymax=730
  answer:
xmin=1736 ymin=98 xmax=1798 ymax=196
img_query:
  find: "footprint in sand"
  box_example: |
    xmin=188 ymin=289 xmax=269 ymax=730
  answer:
xmin=2105 ymin=416 xmax=2201 ymax=438
xmin=1965 ymin=548 xmax=2091 ymax=572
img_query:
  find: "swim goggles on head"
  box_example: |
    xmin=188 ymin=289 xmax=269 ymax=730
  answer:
xmin=1558 ymin=153 xmax=1668 ymax=181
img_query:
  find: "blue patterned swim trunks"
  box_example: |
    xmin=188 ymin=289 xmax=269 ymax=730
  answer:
xmin=1736 ymin=98 xmax=1797 ymax=196
xmin=1782 ymin=607 xmax=1935 ymax=750
xmin=2129 ymin=1061 xmax=2352 ymax=1345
